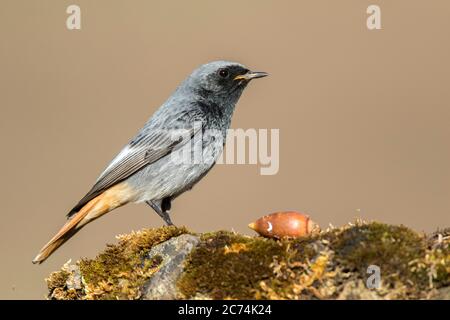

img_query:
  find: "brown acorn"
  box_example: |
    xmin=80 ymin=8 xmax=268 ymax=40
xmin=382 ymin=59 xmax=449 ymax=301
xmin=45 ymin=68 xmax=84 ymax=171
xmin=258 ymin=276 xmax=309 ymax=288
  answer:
xmin=248 ymin=211 xmax=318 ymax=238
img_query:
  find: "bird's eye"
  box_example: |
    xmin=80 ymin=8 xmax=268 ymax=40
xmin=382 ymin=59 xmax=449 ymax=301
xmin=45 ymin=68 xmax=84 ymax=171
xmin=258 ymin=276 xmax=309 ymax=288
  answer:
xmin=218 ymin=68 xmax=229 ymax=78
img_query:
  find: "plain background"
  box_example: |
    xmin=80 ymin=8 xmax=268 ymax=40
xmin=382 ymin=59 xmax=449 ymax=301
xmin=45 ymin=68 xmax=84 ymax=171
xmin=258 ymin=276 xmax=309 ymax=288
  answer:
xmin=0 ymin=0 xmax=449 ymax=299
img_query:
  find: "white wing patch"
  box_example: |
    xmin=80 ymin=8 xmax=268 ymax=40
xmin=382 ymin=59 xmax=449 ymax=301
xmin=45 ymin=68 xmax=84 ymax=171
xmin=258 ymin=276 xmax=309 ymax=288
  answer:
xmin=267 ymin=221 xmax=273 ymax=232
xmin=98 ymin=145 xmax=134 ymax=181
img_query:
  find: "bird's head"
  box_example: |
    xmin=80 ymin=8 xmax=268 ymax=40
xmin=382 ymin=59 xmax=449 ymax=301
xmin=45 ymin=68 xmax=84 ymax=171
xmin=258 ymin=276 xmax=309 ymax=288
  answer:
xmin=185 ymin=61 xmax=268 ymax=104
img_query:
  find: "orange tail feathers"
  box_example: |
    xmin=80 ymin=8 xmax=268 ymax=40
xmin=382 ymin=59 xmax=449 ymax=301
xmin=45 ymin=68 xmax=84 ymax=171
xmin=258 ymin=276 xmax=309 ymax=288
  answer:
xmin=32 ymin=183 xmax=132 ymax=264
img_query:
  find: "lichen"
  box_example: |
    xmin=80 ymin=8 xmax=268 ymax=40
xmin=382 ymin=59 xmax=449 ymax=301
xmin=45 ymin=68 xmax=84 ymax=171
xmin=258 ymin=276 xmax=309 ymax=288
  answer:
xmin=46 ymin=222 xmax=450 ymax=300
xmin=47 ymin=269 xmax=70 ymax=292
xmin=46 ymin=261 xmax=84 ymax=300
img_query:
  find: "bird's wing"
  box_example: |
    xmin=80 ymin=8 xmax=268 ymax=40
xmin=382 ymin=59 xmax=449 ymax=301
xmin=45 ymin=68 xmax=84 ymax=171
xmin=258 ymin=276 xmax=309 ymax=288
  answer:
xmin=67 ymin=126 xmax=198 ymax=218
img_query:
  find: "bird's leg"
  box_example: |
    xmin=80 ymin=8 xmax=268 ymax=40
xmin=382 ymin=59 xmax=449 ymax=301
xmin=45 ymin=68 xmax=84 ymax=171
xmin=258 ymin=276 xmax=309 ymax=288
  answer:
xmin=146 ymin=198 xmax=174 ymax=226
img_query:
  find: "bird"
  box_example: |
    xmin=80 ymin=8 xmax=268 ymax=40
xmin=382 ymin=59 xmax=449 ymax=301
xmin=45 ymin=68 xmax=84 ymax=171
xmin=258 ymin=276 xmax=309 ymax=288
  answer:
xmin=32 ymin=61 xmax=268 ymax=264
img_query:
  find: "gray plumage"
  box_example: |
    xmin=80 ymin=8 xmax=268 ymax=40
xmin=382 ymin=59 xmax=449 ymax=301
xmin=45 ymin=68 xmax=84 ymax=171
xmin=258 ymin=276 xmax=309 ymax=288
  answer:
xmin=69 ymin=60 xmax=267 ymax=219
xmin=33 ymin=61 xmax=267 ymax=264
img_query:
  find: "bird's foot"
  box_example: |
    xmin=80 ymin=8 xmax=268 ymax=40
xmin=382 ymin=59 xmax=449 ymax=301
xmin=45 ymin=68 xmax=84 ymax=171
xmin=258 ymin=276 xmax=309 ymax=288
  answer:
xmin=160 ymin=210 xmax=174 ymax=226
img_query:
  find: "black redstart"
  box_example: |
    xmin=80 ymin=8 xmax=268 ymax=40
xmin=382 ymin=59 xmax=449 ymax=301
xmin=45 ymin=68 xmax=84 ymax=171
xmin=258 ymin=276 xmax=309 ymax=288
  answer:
xmin=33 ymin=61 xmax=267 ymax=263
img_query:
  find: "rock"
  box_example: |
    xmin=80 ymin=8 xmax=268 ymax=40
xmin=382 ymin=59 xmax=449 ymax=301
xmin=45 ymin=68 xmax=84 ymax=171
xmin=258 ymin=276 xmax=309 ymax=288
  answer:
xmin=65 ymin=264 xmax=82 ymax=291
xmin=45 ymin=222 xmax=450 ymax=300
xmin=142 ymin=234 xmax=200 ymax=299
xmin=337 ymin=280 xmax=382 ymax=300
xmin=429 ymin=286 xmax=450 ymax=300
xmin=46 ymin=260 xmax=84 ymax=300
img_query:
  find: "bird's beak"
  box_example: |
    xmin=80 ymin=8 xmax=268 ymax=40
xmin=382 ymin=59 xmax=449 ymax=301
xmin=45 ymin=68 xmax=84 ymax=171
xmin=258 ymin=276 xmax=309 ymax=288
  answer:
xmin=234 ymin=71 xmax=269 ymax=81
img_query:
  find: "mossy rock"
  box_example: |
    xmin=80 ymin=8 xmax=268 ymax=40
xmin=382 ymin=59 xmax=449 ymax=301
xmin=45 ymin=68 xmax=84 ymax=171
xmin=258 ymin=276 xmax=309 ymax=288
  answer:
xmin=46 ymin=222 xmax=450 ymax=300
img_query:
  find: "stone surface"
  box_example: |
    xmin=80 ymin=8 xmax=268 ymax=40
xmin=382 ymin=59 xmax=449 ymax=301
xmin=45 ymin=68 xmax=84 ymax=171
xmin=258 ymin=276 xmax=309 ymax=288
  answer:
xmin=142 ymin=234 xmax=200 ymax=299
xmin=337 ymin=280 xmax=382 ymax=300
xmin=429 ymin=286 xmax=450 ymax=300
xmin=45 ymin=223 xmax=450 ymax=300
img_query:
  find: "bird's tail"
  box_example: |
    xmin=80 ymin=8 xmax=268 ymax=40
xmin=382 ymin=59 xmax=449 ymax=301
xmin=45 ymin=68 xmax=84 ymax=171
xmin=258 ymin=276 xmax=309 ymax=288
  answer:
xmin=32 ymin=184 xmax=131 ymax=264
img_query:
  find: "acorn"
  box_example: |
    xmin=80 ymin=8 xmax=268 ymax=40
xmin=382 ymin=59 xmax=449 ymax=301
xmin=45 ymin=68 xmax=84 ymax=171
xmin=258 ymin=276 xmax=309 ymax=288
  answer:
xmin=248 ymin=211 xmax=318 ymax=239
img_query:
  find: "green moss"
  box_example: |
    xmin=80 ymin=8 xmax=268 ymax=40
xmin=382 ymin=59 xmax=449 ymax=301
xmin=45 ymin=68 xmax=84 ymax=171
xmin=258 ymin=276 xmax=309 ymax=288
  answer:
xmin=47 ymin=269 xmax=70 ymax=292
xmin=177 ymin=231 xmax=317 ymax=299
xmin=178 ymin=222 xmax=449 ymax=299
xmin=46 ymin=222 xmax=450 ymax=300
xmin=46 ymin=263 xmax=84 ymax=300
xmin=48 ymin=226 xmax=190 ymax=300
xmin=79 ymin=225 xmax=189 ymax=299
xmin=411 ymin=230 xmax=450 ymax=290
xmin=330 ymin=223 xmax=428 ymax=293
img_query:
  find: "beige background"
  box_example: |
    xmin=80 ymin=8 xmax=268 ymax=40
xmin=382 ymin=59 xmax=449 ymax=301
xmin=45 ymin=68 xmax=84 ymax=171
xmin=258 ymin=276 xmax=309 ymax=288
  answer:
xmin=0 ymin=0 xmax=449 ymax=299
